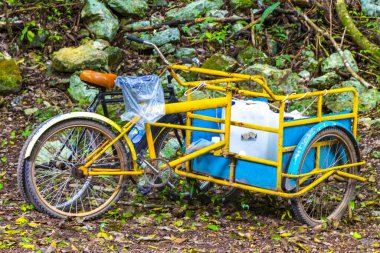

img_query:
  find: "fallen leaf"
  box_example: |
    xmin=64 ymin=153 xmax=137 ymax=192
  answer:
xmin=207 ymin=224 xmax=219 ymax=231
xmin=15 ymin=216 xmax=28 ymax=225
xmin=136 ymin=234 xmax=159 ymax=241
xmin=27 ymin=222 xmax=40 ymax=228
xmin=351 ymin=232 xmax=362 ymax=239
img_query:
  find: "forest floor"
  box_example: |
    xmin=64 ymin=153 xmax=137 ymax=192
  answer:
xmin=0 ymin=88 xmax=379 ymax=252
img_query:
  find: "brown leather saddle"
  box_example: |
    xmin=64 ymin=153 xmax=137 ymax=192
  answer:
xmin=80 ymin=70 xmax=117 ymax=89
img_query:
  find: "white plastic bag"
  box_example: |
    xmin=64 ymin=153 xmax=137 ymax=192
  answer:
xmin=116 ymin=75 xmax=165 ymax=123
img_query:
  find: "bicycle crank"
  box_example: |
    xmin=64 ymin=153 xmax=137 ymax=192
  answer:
xmin=142 ymin=158 xmax=174 ymax=188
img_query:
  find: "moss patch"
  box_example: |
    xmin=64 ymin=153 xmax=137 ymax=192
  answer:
xmin=0 ymin=59 xmax=22 ymax=95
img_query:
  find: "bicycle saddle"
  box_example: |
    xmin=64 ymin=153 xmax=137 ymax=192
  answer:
xmin=80 ymin=70 xmax=117 ymax=89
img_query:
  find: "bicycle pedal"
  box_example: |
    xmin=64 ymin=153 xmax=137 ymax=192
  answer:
xmin=137 ymin=185 xmax=153 ymax=195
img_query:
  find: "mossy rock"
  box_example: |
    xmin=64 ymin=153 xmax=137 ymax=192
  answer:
xmin=324 ymin=78 xmax=380 ymax=113
xmin=81 ymin=0 xmax=120 ymax=41
xmin=166 ymin=0 xmax=224 ymax=20
xmin=52 ymin=40 xmax=110 ymax=73
xmin=310 ymin=72 xmax=341 ymax=90
xmin=231 ymin=0 xmax=254 ymax=9
xmin=0 ymin=59 xmax=22 ymax=95
xmin=321 ymin=50 xmax=358 ymax=74
xmin=68 ymin=74 xmax=99 ymax=106
xmin=107 ymin=0 xmax=148 ymax=17
xmin=202 ymin=53 xmax=238 ymax=72
xmin=237 ymin=46 xmax=269 ymax=65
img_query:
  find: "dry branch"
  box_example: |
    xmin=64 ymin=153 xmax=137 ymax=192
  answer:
xmin=300 ymin=12 xmax=374 ymax=88
xmin=0 ymin=21 xmax=24 ymax=31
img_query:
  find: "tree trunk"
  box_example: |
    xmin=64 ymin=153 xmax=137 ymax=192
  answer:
xmin=336 ymin=0 xmax=380 ymax=63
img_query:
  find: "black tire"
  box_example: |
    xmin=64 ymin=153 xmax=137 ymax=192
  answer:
xmin=24 ymin=119 xmax=130 ymax=220
xmin=154 ymin=126 xmax=240 ymax=203
xmin=290 ymin=127 xmax=359 ymax=226
xmin=17 ymin=122 xmax=49 ymax=209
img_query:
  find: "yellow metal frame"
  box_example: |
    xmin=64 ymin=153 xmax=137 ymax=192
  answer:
xmin=78 ymin=64 xmax=366 ymax=198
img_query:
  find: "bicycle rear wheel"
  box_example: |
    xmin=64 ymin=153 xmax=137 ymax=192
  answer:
xmin=291 ymin=127 xmax=359 ymax=226
xmin=24 ymin=119 xmax=130 ymax=220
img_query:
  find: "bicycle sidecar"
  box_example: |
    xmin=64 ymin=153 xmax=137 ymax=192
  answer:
xmin=183 ymin=83 xmax=365 ymax=226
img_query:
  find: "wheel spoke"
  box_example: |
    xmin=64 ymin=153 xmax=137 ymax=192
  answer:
xmin=27 ymin=119 xmax=129 ymax=219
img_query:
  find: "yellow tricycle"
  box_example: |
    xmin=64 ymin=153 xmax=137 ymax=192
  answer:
xmin=21 ymin=35 xmax=366 ymax=226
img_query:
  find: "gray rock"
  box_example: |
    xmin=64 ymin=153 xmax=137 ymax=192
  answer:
xmin=47 ymin=77 xmax=70 ymax=90
xmin=202 ymin=53 xmax=238 ymax=72
xmin=81 ymin=0 xmax=120 ymax=41
xmin=107 ymin=0 xmax=148 ymax=17
xmin=237 ymin=46 xmax=269 ymax=65
xmin=125 ymin=21 xmax=150 ymax=30
xmin=298 ymin=70 xmax=311 ymax=80
xmin=154 ymin=43 xmax=176 ymax=56
xmin=24 ymin=107 xmax=39 ymax=116
xmin=146 ymin=28 xmax=180 ymax=46
xmin=310 ymin=72 xmax=341 ymax=89
xmin=242 ymin=64 xmax=305 ymax=96
xmin=300 ymin=50 xmax=319 ymax=73
xmin=149 ymin=0 xmax=169 ymax=7
xmin=52 ymin=40 xmax=112 ymax=72
xmin=175 ymin=48 xmax=197 ymax=59
xmin=321 ymin=50 xmax=358 ymax=73
xmin=231 ymin=23 xmax=245 ymax=33
xmin=231 ymin=0 xmax=254 ymax=9
xmin=11 ymin=96 xmax=23 ymax=108
xmin=361 ymin=0 xmax=380 ymax=17
xmin=166 ymin=0 xmax=224 ymax=20
xmin=325 ymin=78 xmax=380 ymax=113
xmin=149 ymin=15 xmax=164 ymax=25
xmin=129 ymin=28 xmax=181 ymax=50
xmin=206 ymin=9 xmax=228 ymax=18
xmin=0 ymin=59 xmax=22 ymax=95
xmin=68 ymin=74 xmax=99 ymax=105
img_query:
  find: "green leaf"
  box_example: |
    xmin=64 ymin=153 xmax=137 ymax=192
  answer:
xmin=0 ymin=183 xmax=3 ymax=190
xmin=27 ymin=31 xmax=35 ymax=43
xmin=257 ymin=2 xmax=281 ymax=30
xmin=15 ymin=216 xmax=28 ymax=225
xmin=349 ymin=200 xmax=355 ymax=210
xmin=1 ymin=157 xmax=7 ymax=163
xmin=351 ymin=232 xmax=362 ymax=239
xmin=207 ymin=224 xmax=219 ymax=231
xmin=271 ymin=234 xmax=281 ymax=241
xmin=173 ymin=220 xmax=183 ymax=227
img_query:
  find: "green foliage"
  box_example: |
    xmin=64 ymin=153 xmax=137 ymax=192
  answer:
xmin=200 ymin=24 xmax=231 ymax=44
xmin=275 ymin=54 xmax=291 ymax=67
xmin=256 ymin=2 xmax=281 ymax=30
xmin=270 ymin=24 xmax=288 ymax=41
xmin=20 ymin=21 xmax=48 ymax=47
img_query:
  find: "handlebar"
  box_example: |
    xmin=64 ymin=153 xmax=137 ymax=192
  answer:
xmin=125 ymin=35 xmax=145 ymax=44
xmin=126 ymin=34 xmax=170 ymax=65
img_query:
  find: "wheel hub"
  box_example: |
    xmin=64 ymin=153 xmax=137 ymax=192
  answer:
xmin=71 ymin=166 xmax=85 ymax=179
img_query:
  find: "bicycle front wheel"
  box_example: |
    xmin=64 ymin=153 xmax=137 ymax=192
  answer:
xmin=25 ymin=119 xmax=130 ymax=220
